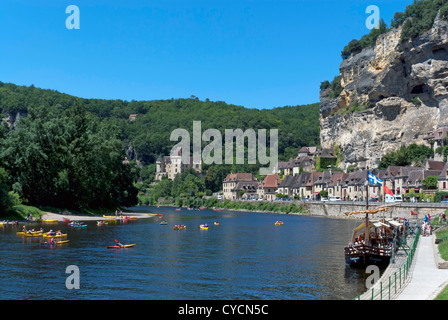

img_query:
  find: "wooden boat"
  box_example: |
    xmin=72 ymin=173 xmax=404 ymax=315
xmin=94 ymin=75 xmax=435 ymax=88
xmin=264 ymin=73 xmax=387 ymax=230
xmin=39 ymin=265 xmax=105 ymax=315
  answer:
xmin=344 ymin=170 xmax=405 ymax=268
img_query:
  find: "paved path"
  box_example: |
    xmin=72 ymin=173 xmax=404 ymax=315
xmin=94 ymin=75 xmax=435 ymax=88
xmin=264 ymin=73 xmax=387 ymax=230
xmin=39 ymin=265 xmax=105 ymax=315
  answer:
xmin=395 ymin=235 xmax=448 ymax=300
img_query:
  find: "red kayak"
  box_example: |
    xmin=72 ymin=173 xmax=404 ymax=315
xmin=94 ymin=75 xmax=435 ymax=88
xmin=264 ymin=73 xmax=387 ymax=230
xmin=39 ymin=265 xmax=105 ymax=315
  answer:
xmin=107 ymin=244 xmax=136 ymax=249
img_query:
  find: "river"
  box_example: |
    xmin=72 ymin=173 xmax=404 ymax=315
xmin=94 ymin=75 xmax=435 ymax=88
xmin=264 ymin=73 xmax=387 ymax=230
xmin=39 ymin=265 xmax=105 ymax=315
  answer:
xmin=0 ymin=206 xmax=371 ymax=300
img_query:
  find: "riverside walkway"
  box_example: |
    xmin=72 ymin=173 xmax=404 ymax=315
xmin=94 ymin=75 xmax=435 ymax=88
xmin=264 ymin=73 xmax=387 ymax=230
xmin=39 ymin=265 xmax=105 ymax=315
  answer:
xmin=355 ymin=231 xmax=448 ymax=300
xmin=395 ymin=234 xmax=448 ymax=300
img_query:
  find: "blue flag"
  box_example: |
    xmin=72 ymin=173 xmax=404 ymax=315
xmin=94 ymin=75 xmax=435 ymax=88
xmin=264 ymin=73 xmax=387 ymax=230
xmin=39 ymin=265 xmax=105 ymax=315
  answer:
xmin=368 ymin=171 xmax=383 ymax=186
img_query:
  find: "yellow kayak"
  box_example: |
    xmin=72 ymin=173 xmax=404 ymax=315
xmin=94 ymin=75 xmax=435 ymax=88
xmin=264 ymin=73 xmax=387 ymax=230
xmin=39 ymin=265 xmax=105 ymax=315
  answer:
xmin=43 ymin=233 xmax=67 ymax=238
xmin=24 ymin=233 xmax=44 ymax=237
xmin=41 ymin=219 xmax=58 ymax=223
xmin=199 ymin=224 xmax=209 ymax=230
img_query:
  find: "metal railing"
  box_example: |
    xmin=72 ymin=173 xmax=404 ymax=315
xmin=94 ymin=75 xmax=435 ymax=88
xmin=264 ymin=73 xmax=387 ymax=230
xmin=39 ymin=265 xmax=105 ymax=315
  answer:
xmin=353 ymin=228 xmax=421 ymax=300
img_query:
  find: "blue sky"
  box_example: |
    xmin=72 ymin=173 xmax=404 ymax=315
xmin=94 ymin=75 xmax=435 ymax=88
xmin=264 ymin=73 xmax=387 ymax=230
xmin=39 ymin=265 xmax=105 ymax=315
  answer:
xmin=0 ymin=0 xmax=407 ymax=109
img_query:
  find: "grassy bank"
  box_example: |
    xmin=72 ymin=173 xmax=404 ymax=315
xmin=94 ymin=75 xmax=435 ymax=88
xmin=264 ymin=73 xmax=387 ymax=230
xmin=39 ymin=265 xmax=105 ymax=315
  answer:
xmin=2 ymin=204 xmax=43 ymax=220
xmin=140 ymin=194 xmax=309 ymax=215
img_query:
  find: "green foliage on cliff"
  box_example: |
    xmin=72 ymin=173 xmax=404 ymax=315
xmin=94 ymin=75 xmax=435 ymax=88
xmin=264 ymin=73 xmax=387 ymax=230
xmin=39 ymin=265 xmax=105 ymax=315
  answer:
xmin=341 ymin=19 xmax=389 ymax=58
xmin=340 ymin=0 xmax=448 ymax=59
xmin=378 ymin=144 xmax=433 ymax=169
xmin=397 ymin=0 xmax=448 ymax=41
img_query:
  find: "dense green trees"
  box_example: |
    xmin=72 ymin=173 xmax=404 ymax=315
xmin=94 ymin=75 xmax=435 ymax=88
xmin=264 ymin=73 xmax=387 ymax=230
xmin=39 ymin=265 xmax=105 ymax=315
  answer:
xmin=0 ymin=101 xmax=138 ymax=212
xmin=0 ymin=81 xmax=321 ymax=212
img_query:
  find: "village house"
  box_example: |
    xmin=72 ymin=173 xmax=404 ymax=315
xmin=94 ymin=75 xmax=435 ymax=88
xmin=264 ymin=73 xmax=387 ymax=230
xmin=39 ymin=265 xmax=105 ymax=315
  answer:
xmin=297 ymin=146 xmax=318 ymax=158
xmin=291 ymin=172 xmax=311 ymax=199
xmin=438 ymin=162 xmax=448 ymax=191
xmin=327 ymin=172 xmax=348 ymax=199
xmin=257 ymin=174 xmax=281 ymax=201
xmin=424 ymin=127 xmax=448 ymax=160
xmin=222 ymin=172 xmax=258 ymax=200
xmin=276 ymin=175 xmax=296 ymax=198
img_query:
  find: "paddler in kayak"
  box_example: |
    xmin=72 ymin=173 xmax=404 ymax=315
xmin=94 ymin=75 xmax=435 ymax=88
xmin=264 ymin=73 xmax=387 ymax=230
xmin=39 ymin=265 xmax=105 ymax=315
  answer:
xmin=114 ymin=239 xmax=124 ymax=248
xmin=49 ymin=237 xmax=55 ymax=245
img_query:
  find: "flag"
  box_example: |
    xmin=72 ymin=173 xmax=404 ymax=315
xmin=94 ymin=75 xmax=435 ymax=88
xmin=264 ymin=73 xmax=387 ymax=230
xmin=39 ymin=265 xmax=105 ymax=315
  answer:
xmin=368 ymin=171 xmax=383 ymax=186
xmin=384 ymin=185 xmax=394 ymax=196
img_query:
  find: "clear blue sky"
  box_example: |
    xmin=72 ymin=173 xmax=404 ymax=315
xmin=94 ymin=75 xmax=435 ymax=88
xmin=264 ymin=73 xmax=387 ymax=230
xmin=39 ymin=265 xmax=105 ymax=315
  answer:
xmin=0 ymin=0 xmax=407 ymax=109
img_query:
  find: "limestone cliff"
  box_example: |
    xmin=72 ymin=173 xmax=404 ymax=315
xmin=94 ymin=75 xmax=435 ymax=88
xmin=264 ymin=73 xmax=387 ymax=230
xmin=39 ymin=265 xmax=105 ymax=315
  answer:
xmin=320 ymin=12 xmax=448 ymax=169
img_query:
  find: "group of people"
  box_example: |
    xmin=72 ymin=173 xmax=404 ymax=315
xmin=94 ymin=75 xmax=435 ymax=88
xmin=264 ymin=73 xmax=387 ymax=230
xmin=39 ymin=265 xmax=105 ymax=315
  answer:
xmin=421 ymin=214 xmax=432 ymax=237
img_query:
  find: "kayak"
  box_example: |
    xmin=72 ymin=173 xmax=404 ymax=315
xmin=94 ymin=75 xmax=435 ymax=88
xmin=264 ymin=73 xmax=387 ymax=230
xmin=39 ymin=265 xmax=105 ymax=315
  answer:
xmin=107 ymin=244 xmax=136 ymax=249
xmin=41 ymin=240 xmax=70 ymax=245
xmin=62 ymin=218 xmax=71 ymax=222
xmin=160 ymin=221 xmax=168 ymax=225
xmin=214 ymin=222 xmax=220 ymax=226
xmin=199 ymin=224 xmax=208 ymax=230
xmin=41 ymin=219 xmax=58 ymax=223
xmin=43 ymin=233 xmax=67 ymax=238
xmin=103 ymin=215 xmax=117 ymax=219
xmin=73 ymin=224 xmax=87 ymax=228
xmin=174 ymin=225 xmax=186 ymax=230
xmin=17 ymin=231 xmax=41 ymax=236
xmin=24 ymin=233 xmax=44 ymax=237
xmin=275 ymin=221 xmax=284 ymax=225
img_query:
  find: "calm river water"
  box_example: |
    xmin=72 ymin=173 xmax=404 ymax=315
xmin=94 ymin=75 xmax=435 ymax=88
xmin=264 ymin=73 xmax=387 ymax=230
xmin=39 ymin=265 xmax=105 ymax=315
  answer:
xmin=0 ymin=206 xmax=372 ymax=300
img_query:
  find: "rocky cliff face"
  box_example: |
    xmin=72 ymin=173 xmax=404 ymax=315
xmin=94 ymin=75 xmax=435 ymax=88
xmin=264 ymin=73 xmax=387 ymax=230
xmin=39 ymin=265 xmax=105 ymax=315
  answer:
xmin=320 ymin=13 xmax=448 ymax=169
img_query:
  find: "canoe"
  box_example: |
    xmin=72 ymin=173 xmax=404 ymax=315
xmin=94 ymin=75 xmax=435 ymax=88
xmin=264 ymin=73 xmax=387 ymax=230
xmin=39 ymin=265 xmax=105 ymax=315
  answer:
xmin=106 ymin=244 xmax=136 ymax=249
xmin=41 ymin=240 xmax=70 ymax=245
xmin=17 ymin=231 xmax=42 ymax=236
xmin=174 ymin=226 xmax=186 ymax=230
xmin=43 ymin=233 xmax=67 ymax=238
xmin=24 ymin=233 xmax=44 ymax=237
